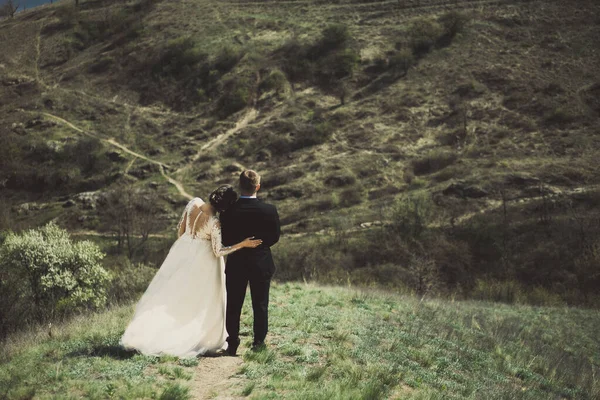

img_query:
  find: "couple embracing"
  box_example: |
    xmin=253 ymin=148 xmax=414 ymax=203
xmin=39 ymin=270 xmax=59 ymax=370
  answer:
xmin=120 ymin=170 xmax=280 ymax=357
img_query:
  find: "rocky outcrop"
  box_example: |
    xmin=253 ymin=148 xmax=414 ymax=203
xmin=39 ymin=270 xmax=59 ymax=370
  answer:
xmin=74 ymin=191 xmax=106 ymax=210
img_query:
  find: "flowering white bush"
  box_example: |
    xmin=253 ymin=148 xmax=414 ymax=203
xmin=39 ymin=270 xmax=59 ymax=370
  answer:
xmin=0 ymin=223 xmax=110 ymax=334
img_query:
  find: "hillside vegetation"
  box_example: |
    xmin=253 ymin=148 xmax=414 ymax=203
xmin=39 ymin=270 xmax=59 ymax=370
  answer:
xmin=1 ymin=283 xmax=599 ymax=399
xmin=1 ymin=0 xmax=599 ymax=313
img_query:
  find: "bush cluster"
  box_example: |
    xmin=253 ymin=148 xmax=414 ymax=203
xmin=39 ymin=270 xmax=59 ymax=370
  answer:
xmin=259 ymin=69 xmax=288 ymax=94
xmin=280 ymin=24 xmax=359 ymax=94
xmin=217 ymin=76 xmax=253 ymax=118
xmin=411 ymin=149 xmax=458 ymax=176
xmin=0 ymin=134 xmax=117 ymax=194
xmin=0 ymin=223 xmax=111 ymax=337
xmin=378 ymin=11 xmax=467 ymax=75
xmin=407 ymin=11 xmax=468 ymax=56
xmin=54 ymin=2 xmax=146 ymax=55
xmin=134 ymin=36 xmax=247 ymax=111
xmin=107 ymin=258 xmax=156 ymax=303
xmin=275 ymin=189 xmax=600 ymax=306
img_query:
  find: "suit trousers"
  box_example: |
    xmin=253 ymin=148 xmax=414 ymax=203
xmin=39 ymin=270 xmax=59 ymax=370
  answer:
xmin=225 ymin=272 xmax=270 ymax=347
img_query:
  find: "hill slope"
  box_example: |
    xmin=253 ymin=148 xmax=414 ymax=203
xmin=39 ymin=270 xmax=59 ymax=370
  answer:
xmin=1 ymin=0 xmax=600 ymax=303
xmin=1 ymin=282 xmax=599 ymax=399
xmin=2 ymin=0 xmax=599 ymax=225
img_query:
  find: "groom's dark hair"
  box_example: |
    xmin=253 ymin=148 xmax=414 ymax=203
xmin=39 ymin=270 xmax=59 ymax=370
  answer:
xmin=240 ymin=170 xmax=260 ymax=194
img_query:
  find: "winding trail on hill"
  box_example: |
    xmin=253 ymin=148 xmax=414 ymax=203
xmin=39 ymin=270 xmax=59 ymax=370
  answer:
xmin=37 ymin=112 xmax=195 ymax=199
xmin=34 ymin=23 xmax=44 ymax=88
xmin=28 ymin=102 xmax=259 ymax=201
xmin=200 ymin=109 xmax=258 ymax=152
xmin=71 ymin=230 xmax=169 ymax=239
xmin=55 ymin=87 xmax=204 ymax=119
xmin=230 ymin=0 xmax=515 ymax=13
xmin=190 ymin=356 xmax=244 ymax=400
xmin=283 ymin=185 xmax=600 ymax=238
xmin=175 ymin=108 xmax=259 ymax=175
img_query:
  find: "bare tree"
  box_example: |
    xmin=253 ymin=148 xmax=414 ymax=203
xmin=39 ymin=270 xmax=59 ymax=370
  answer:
xmin=408 ymin=255 xmax=438 ymax=298
xmin=0 ymin=0 xmax=20 ymax=18
xmin=102 ymin=184 xmax=164 ymax=259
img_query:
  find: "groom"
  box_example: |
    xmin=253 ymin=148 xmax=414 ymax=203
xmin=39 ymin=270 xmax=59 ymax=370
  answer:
xmin=220 ymin=169 xmax=280 ymax=355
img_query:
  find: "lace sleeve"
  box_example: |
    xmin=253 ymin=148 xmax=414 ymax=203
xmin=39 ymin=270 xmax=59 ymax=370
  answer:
xmin=210 ymin=219 xmax=238 ymax=257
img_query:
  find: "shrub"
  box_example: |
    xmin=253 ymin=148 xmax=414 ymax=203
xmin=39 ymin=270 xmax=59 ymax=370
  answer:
xmin=438 ymin=11 xmax=468 ymax=40
xmin=411 ymin=149 xmax=457 ymax=175
xmin=542 ymin=107 xmax=577 ymax=126
xmin=260 ymin=69 xmax=288 ymax=94
xmin=0 ymin=223 xmax=110 ymax=336
xmin=408 ymin=17 xmax=444 ymax=55
xmin=218 ymin=77 xmax=253 ymax=117
xmin=292 ymin=121 xmax=333 ymax=150
xmin=389 ymin=193 xmax=435 ymax=242
xmin=279 ymin=37 xmax=312 ymax=82
xmin=316 ymin=48 xmax=359 ymax=91
xmin=281 ymin=24 xmax=356 ymax=88
xmin=470 ymin=280 xmax=521 ymax=304
xmin=318 ymin=24 xmax=351 ymax=52
xmin=213 ymin=45 xmax=243 ymax=73
xmin=153 ymin=37 xmax=208 ymax=78
xmin=108 ymin=259 xmax=156 ymax=303
xmin=389 ymin=49 xmax=415 ymax=75
xmin=330 ymin=48 xmax=359 ymax=78
xmin=88 ymin=55 xmax=114 ymax=74
xmin=261 ymin=169 xmax=304 ymax=189
xmin=406 ymin=255 xmax=439 ymax=296
xmin=56 ymin=3 xmax=79 ymax=29
xmin=324 ymin=170 xmax=357 ymax=187
xmin=101 ymin=184 xmax=165 ymax=259
xmin=403 ymin=166 xmax=415 ymax=184
xmin=61 ymin=137 xmax=111 ymax=176
xmin=338 ymin=184 xmax=366 ymax=207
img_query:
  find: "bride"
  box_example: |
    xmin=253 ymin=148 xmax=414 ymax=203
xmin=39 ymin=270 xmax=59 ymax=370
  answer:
xmin=120 ymin=185 xmax=261 ymax=357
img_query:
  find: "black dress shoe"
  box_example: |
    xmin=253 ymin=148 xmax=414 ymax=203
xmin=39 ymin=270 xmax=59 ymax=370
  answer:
xmin=225 ymin=347 xmax=238 ymax=356
xmin=251 ymin=342 xmax=266 ymax=352
xmin=226 ymin=338 xmax=240 ymax=356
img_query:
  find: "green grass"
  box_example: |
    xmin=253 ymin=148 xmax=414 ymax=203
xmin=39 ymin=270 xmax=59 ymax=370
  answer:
xmin=0 ymin=305 xmax=195 ymax=400
xmin=239 ymin=283 xmax=599 ymax=399
xmin=1 ymin=283 xmax=599 ymax=399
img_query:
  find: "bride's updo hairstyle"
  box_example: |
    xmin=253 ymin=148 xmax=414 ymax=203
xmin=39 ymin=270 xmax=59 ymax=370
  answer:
xmin=209 ymin=185 xmax=238 ymax=213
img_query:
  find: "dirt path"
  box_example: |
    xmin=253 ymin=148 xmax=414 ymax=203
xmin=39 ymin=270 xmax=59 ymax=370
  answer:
xmin=36 ymin=102 xmax=257 ymax=202
xmin=59 ymin=87 xmax=203 ymax=119
xmin=200 ymin=109 xmax=258 ymax=152
xmin=36 ymin=112 xmax=196 ymax=200
xmin=190 ymin=356 xmax=245 ymax=400
xmin=43 ymin=112 xmax=170 ymax=169
xmin=71 ymin=230 xmax=169 ymax=239
xmin=283 ymin=185 xmax=600 ymax=238
xmin=161 ymin=165 xmax=194 ymax=200
xmin=176 ymin=108 xmax=258 ymax=175
xmin=34 ymin=23 xmax=44 ymax=88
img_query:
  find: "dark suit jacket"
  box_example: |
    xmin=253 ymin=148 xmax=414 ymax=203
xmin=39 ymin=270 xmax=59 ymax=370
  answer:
xmin=220 ymin=198 xmax=280 ymax=280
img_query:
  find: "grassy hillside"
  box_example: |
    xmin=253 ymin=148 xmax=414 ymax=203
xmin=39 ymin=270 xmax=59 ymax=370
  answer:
xmin=1 ymin=282 xmax=599 ymax=399
xmin=1 ymin=0 xmax=600 ymax=306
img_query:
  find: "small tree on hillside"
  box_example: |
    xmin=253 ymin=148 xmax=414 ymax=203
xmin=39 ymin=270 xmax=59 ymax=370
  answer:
xmin=101 ymin=183 xmax=163 ymax=259
xmin=0 ymin=0 xmax=20 ymax=18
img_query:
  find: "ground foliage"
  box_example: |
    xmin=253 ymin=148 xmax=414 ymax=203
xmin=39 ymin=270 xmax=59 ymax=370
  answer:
xmin=0 ymin=283 xmax=598 ymax=399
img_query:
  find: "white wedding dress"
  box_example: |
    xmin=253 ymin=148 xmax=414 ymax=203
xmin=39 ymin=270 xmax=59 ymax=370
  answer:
xmin=120 ymin=197 xmax=237 ymax=357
